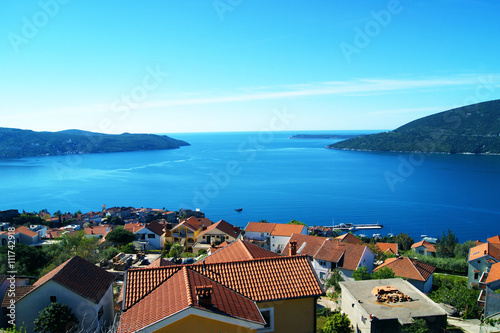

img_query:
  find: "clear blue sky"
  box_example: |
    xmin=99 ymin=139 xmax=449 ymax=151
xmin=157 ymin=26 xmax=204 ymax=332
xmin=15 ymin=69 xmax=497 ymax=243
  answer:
xmin=1 ymin=0 xmax=499 ymax=134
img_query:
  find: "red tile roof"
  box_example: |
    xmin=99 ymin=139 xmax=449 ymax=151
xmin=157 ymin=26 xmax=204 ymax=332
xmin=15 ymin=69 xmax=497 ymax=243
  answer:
xmin=335 ymin=233 xmax=363 ymax=244
xmin=374 ymin=257 xmax=436 ymax=282
xmin=144 ymin=221 xmax=165 ymax=236
xmin=488 ymin=235 xmax=500 ymax=244
xmin=197 ymin=220 xmax=239 ymax=239
xmin=486 ymin=262 xmax=500 ymax=284
xmin=202 ymin=239 xmax=280 ymax=264
xmin=178 ymin=217 xmax=213 ymax=232
xmin=124 ymin=223 xmax=144 ymax=234
xmin=14 ymin=256 xmax=115 ymax=304
xmin=1 ymin=286 xmax=35 ymax=307
xmin=15 ymin=226 xmax=38 ymax=238
xmin=147 ymin=257 xmax=176 ymax=268
xmin=411 ymin=240 xmax=436 ymax=253
xmin=119 ymin=267 xmax=264 ymax=333
xmin=469 ymin=242 xmax=500 ymax=262
xmin=245 ymin=222 xmax=306 ymax=237
xmin=84 ymin=225 xmax=109 ymax=236
xmin=376 ymin=242 xmax=399 ymax=255
xmin=244 ymin=222 xmax=275 ymax=234
xmin=283 ymin=234 xmax=371 ymax=271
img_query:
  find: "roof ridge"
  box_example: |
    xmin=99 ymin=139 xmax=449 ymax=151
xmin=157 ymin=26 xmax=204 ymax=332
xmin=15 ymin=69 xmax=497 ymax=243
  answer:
xmin=183 ymin=267 xmax=193 ymax=307
xmin=240 ymin=240 xmax=254 ymax=259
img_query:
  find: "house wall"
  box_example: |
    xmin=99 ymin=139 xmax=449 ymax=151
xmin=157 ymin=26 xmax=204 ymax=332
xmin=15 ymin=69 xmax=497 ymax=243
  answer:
xmin=257 ymin=297 xmax=316 ymax=333
xmin=196 ymin=229 xmax=236 ymax=245
xmin=341 ymin=284 xmax=372 ymax=332
xmin=270 ymin=235 xmax=291 ymax=254
xmin=468 ymin=256 xmax=490 ymax=286
xmin=358 ymin=247 xmax=374 ymax=273
xmin=245 ymin=231 xmax=271 ymax=250
xmin=153 ymin=314 xmax=257 ymax=333
xmin=15 ymin=280 xmax=114 ymax=332
xmin=135 ymin=229 xmax=163 ymax=250
xmin=18 ymin=232 xmax=39 ymax=245
xmin=312 ymin=259 xmax=335 ymax=282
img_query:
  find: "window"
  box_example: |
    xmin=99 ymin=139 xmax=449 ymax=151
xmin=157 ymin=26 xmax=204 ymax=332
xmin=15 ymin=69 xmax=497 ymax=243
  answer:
xmin=320 ymin=272 xmax=325 ymax=280
xmin=98 ymin=306 xmax=104 ymax=320
xmin=258 ymin=308 xmax=274 ymax=332
xmin=474 ymin=272 xmax=479 ymax=280
xmin=1 ymin=239 xmax=5 ymax=246
xmin=147 ymin=234 xmax=155 ymax=239
xmin=50 ymin=296 xmax=57 ymax=303
xmin=478 ymin=260 xmax=481 ymax=263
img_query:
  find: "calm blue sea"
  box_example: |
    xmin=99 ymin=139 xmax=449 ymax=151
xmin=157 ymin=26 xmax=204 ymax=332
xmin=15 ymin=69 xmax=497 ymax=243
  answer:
xmin=1 ymin=130 xmax=499 ymax=242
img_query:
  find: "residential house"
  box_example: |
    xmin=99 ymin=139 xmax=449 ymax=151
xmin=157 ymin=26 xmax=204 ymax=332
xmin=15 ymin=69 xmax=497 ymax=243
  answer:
xmin=168 ymin=217 xmax=212 ymax=252
xmin=0 ymin=227 xmax=41 ymax=246
xmin=282 ymin=233 xmax=374 ymax=282
xmin=0 ymin=275 xmax=31 ymax=328
xmin=201 ymin=239 xmax=280 ymax=264
xmin=478 ymin=262 xmax=500 ymax=317
xmin=1 ymin=256 xmax=115 ymax=332
xmin=193 ymin=220 xmax=240 ymax=254
xmin=131 ymin=221 xmax=166 ymax=250
xmin=85 ymin=225 xmax=111 ymax=239
xmin=340 ymin=278 xmax=447 ymax=333
xmin=118 ymin=255 xmax=324 ymax=333
xmin=376 ymin=242 xmax=399 ymax=256
xmin=335 ymin=232 xmax=363 ymax=244
xmin=373 ymin=257 xmax=436 ymax=293
xmin=244 ymin=222 xmax=308 ymax=253
xmin=411 ymin=240 xmax=437 ymax=256
xmin=29 ymin=224 xmax=47 ymax=239
xmin=468 ymin=236 xmax=500 ymax=287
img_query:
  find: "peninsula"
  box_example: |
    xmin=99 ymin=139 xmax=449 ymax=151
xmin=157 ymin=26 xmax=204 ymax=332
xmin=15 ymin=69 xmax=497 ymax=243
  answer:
xmin=328 ymin=99 xmax=500 ymax=154
xmin=289 ymin=134 xmax=362 ymax=140
xmin=0 ymin=128 xmax=189 ymax=158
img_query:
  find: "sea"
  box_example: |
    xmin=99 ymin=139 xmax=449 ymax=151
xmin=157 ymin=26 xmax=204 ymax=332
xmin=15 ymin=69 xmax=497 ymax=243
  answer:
xmin=1 ymin=130 xmax=499 ymax=243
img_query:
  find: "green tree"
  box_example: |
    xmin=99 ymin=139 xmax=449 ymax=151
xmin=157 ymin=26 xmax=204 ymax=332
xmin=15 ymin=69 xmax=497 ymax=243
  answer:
xmin=105 ymin=227 xmax=136 ymax=246
xmin=352 ymin=266 xmax=371 ymax=281
xmin=59 ymin=231 xmax=101 ymax=263
xmin=107 ymin=215 xmax=124 ymax=225
xmin=454 ymin=240 xmax=477 ymax=259
xmin=169 ymin=243 xmax=183 ymax=258
xmin=429 ymin=275 xmax=481 ymax=319
xmin=288 ymin=219 xmax=307 ymax=226
xmin=402 ymin=318 xmax=429 ymax=333
xmin=371 ymin=267 xmax=395 ymax=280
xmin=33 ymin=302 xmax=78 ymax=333
xmin=436 ymin=229 xmax=458 ymax=258
xmin=0 ymin=244 xmax=49 ymax=277
xmin=321 ymin=312 xmax=352 ymax=333
xmin=325 ymin=270 xmax=343 ymax=291
xmin=395 ymin=233 xmax=414 ymax=252
xmin=12 ymin=213 xmax=46 ymax=226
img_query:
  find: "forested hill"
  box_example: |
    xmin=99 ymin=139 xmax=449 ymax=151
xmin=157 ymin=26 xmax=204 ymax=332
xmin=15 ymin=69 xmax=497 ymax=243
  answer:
xmin=328 ymin=99 xmax=500 ymax=154
xmin=0 ymin=128 xmax=190 ymax=158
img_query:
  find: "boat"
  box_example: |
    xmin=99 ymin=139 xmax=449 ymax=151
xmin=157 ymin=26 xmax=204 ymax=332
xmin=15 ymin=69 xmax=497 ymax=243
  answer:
xmin=333 ymin=222 xmax=383 ymax=231
xmin=235 ymin=208 xmax=243 ymax=212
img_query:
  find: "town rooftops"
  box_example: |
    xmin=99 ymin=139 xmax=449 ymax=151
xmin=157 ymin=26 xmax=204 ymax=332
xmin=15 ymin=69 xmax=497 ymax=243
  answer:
xmin=411 ymin=240 xmax=437 ymax=253
xmin=469 ymin=242 xmax=500 ymax=262
xmin=340 ymin=278 xmax=446 ymax=324
xmin=143 ymin=221 xmax=165 ymax=236
xmin=15 ymin=226 xmax=38 ymax=237
xmin=196 ymin=219 xmax=239 ymax=239
xmin=485 ymin=262 xmax=500 ymax=284
xmin=488 ymin=235 xmax=500 ymax=244
xmin=3 ymin=256 xmax=115 ymax=305
xmin=147 ymin=257 xmax=176 ymax=268
xmin=244 ymin=222 xmax=306 ymax=237
xmin=374 ymin=257 xmax=436 ymax=282
xmin=174 ymin=216 xmax=213 ymax=232
xmin=124 ymin=223 xmax=145 ymax=233
xmin=282 ymin=233 xmax=371 ymax=271
xmin=376 ymin=242 xmax=399 ymax=255
xmin=335 ymin=233 xmax=363 ymax=244
xmin=84 ymin=225 xmax=109 ymax=236
xmin=201 ymin=239 xmax=280 ymax=264
xmin=118 ymin=266 xmax=264 ymax=333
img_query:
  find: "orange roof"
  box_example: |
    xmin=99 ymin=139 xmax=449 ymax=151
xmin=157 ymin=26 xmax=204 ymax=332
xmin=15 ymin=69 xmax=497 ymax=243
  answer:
xmin=377 ymin=242 xmax=399 ymax=255
xmin=469 ymin=242 xmax=500 ymax=261
xmin=15 ymin=226 xmax=38 ymax=238
xmin=202 ymin=239 xmax=280 ymax=264
xmin=335 ymin=233 xmax=363 ymax=244
xmin=374 ymin=257 xmax=436 ymax=282
xmin=147 ymin=257 xmax=176 ymax=268
xmin=123 ymin=255 xmax=323 ymax=312
xmin=283 ymin=234 xmax=371 ymax=271
xmin=197 ymin=220 xmax=239 ymax=239
xmin=119 ymin=267 xmax=264 ymax=333
xmin=1 ymin=286 xmax=35 ymax=307
xmin=488 ymin=235 xmax=500 ymax=244
xmin=11 ymin=256 xmax=115 ymax=305
xmin=244 ymin=222 xmax=306 ymax=237
xmin=124 ymin=223 xmax=144 ymax=233
xmin=84 ymin=226 xmax=109 ymax=236
xmin=144 ymin=221 xmax=165 ymax=236
xmin=411 ymin=240 xmax=436 ymax=253
xmin=174 ymin=216 xmax=212 ymax=232
xmin=485 ymin=262 xmax=500 ymax=284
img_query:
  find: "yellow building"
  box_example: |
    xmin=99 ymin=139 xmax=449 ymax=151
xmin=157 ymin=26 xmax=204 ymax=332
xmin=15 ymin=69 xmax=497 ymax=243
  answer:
xmin=168 ymin=216 xmax=212 ymax=252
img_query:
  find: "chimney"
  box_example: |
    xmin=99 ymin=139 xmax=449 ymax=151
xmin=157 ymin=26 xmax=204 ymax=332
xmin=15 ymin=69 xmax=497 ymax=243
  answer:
xmin=196 ymin=285 xmax=213 ymax=307
xmin=290 ymin=241 xmax=297 ymax=256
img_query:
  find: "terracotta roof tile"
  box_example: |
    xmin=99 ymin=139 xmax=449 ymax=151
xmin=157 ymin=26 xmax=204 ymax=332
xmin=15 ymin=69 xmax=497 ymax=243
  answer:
xmin=16 ymin=256 xmax=115 ymax=305
xmin=84 ymin=226 xmax=109 ymax=236
xmin=271 ymin=223 xmax=306 ymax=237
xmin=486 ymin=262 xmax=500 ymax=284
xmin=1 ymin=286 xmax=35 ymax=307
xmin=411 ymin=240 xmax=436 ymax=253
xmin=147 ymin=257 xmax=176 ymax=268
xmin=336 ymin=233 xmax=363 ymax=244
xmin=244 ymin=222 xmax=275 ymax=234
xmin=202 ymin=239 xmax=279 ymax=264
xmin=197 ymin=220 xmax=239 ymax=239
xmin=488 ymin=235 xmax=500 ymax=244
xmin=124 ymin=223 xmax=144 ymax=233
xmin=15 ymin=226 xmax=38 ymax=238
xmin=377 ymin=242 xmax=399 ymax=255
xmin=282 ymin=233 xmax=326 ymax=257
xmin=119 ymin=267 xmax=264 ymax=333
xmin=145 ymin=221 xmax=165 ymax=236
xmin=469 ymin=242 xmax=500 ymax=261
xmin=374 ymin=257 xmax=436 ymax=282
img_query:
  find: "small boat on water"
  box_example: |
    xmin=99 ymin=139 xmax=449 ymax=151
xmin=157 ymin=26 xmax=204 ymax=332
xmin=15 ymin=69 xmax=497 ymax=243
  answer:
xmin=235 ymin=208 xmax=243 ymax=212
xmin=333 ymin=222 xmax=383 ymax=231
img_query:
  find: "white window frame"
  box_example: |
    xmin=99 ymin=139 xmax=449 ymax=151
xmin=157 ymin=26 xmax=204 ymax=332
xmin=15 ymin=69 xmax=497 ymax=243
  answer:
xmin=258 ymin=307 xmax=274 ymax=332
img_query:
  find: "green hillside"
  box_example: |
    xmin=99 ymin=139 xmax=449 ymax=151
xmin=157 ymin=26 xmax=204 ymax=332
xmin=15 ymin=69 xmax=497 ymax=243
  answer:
xmin=0 ymin=128 xmax=190 ymax=158
xmin=328 ymin=100 xmax=500 ymax=154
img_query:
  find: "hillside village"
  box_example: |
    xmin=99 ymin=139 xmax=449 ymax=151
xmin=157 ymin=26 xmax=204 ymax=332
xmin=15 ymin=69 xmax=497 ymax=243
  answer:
xmin=1 ymin=207 xmax=500 ymax=332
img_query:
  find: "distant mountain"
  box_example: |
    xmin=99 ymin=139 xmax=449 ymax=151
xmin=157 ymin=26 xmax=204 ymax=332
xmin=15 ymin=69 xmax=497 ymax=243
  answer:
xmin=289 ymin=134 xmax=362 ymax=140
xmin=0 ymin=128 xmax=190 ymax=158
xmin=328 ymin=100 xmax=500 ymax=154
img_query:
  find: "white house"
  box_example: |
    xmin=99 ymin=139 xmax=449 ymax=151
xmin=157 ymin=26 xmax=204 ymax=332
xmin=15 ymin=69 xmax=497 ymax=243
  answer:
xmin=244 ymin=222 xmax=308 ymax=253
xmin=129 ymin=221 xmax=165 ymax=250
xmin=1 ymin=256 xmax=115 ymax=332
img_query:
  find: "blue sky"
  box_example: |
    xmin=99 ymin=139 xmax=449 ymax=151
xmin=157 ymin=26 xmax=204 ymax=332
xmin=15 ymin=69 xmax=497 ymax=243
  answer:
xmin=1 ymin=0 xmax=500 ymax=134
